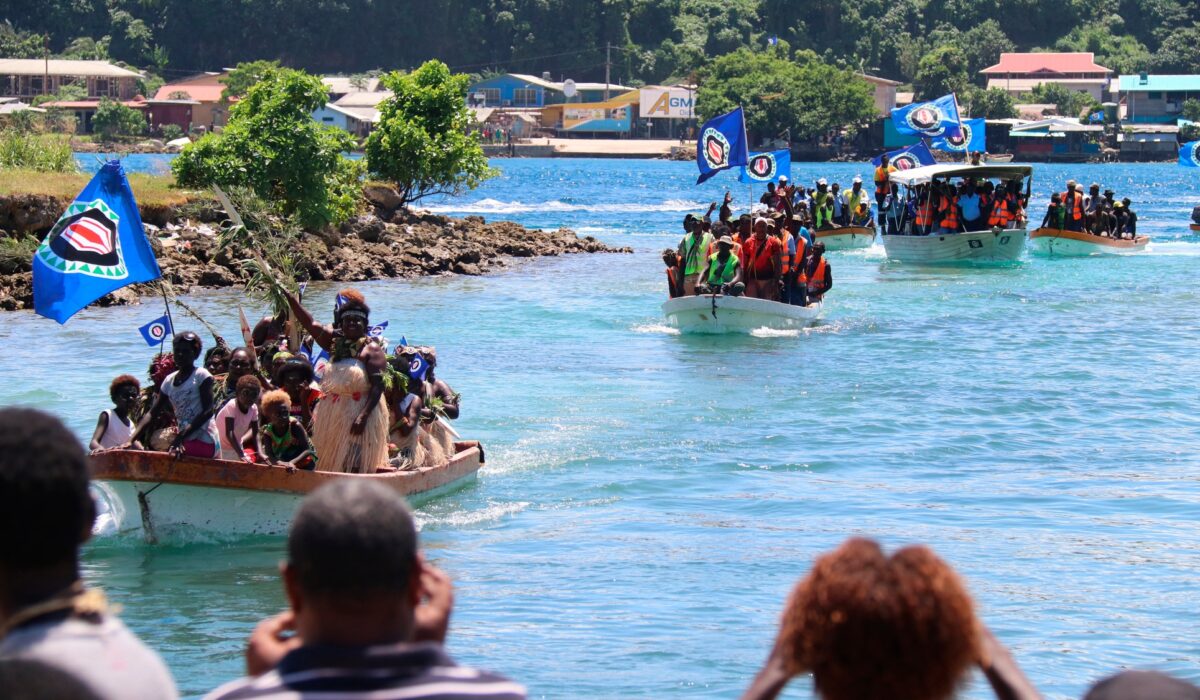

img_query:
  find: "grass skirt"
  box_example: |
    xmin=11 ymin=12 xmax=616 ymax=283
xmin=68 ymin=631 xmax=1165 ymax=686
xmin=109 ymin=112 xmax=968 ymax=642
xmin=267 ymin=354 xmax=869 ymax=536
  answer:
xmin=312 ymin=360 xmax=389 ymax=473
xmin=419 ymin=419 xmax=454 ymax=467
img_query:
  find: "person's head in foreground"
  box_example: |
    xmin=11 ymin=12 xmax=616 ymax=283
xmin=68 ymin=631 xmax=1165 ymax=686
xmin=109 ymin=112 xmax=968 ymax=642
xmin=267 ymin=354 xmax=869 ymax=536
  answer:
xmin=0 ymin=408 xmax=177 ymax=699
xmin=208 ymin=480 xmax=525 ymax=699
xmin=741 ymin=538 xmax=1038 ymax=700
xmin=1084 ymin=670 xmax=1200 ymax=700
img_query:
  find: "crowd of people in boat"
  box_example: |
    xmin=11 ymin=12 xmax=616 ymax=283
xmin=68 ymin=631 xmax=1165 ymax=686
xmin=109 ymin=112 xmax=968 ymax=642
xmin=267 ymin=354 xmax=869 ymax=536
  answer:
xmin=1043 ymin=180 xmax=1140 ymax=239
xmin=3 ymin=413 xmax=1196 ymax=699
xmin=665 ymin=196 xmax=832 ymax=306
xmin=89 ymin=288 xmax=459 ymax=475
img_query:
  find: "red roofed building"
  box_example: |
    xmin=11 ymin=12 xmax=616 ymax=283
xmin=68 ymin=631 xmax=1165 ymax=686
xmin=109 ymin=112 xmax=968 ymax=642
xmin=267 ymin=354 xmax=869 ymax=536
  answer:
xmin=152 ymin=71 xmax=233 ymax=132
xmin=981 ymin=52 xmax=1113 ymax=101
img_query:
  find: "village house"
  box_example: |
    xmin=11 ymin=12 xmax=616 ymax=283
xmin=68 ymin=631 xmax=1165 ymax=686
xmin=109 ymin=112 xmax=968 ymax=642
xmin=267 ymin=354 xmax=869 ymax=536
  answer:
xmin=467 ymin=73 xmax=632 ymax=108
xmin=151 ymin=71 xmax=232 ymax=132
xmin=0 ymin=58 xmax=141 ymax=101
xmin=312 ymin=90 xmax=390 ymax=137
xmin=981 ymin=53 xmax=1113 ymax=101
xmin=859 ymin=73 xmax=902 ymax=117
xmin=1119 ymin=74 xmax=1200 ymax=123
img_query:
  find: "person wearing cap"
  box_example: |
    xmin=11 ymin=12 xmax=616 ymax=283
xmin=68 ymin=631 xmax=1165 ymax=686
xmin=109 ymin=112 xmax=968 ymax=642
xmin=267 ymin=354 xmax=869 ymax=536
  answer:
xmin=676 ymin=210 xmax=714 ymax=296
xmin=812 ymin=179 xmax=835 ymax=230
xmin=698 ymin=234 xmax=743 ymax=295
xmin=791 ymin=204 xmax=813 ymax=244
xmin=742 ymin=217 xmax=783 ymax=301
xmin=843 ymin=177 xmax=868 ymax=227
xmin=1061 ymin=180 xmax=1084 ymax=231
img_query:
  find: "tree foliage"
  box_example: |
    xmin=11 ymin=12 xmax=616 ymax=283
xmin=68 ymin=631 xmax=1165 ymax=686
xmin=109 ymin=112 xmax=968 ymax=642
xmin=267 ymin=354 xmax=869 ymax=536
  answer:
xmin=220 ymin=60 xmax=282 ymax=101
xmin=962 ymin=86 xmax=1018 ymax=119
xmin=92 ymin=98 xmax=146 ymax=139
xmin=172 ymin=68 xmax=362 ymax=229
xmin=1182 ymin=99 xmax=1200 ymax=123
xmin=696 ymin=45 xmax=875 ymax=144
xmin=914 ymin=45 xmax=969 ymax=99
xmin=365 ymin=61 xmax=496 ymax=207
xmin=1028 ymin=83 xmax=1100 ymax=119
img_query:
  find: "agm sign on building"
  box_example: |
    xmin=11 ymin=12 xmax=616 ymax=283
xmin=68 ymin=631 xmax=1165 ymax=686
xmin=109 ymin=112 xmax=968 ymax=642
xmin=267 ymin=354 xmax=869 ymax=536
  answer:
xmin=639 ymin=88 xmax=696 ymax=119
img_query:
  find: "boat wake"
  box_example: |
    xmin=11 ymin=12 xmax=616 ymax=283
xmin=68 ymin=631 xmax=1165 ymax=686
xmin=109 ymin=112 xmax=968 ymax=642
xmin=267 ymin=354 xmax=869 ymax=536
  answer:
xmin=632 ymin=323 xmax=680 ymax=335
xmin=1145 ymin=240 xmax=1200 ymax=256
xmin=415 ymin=500 xmax=529 ymax=530
xmin=421 ymin=198 xmax=704 ymax=215
xmin=750 ymin=327 xmax=801 ymax=338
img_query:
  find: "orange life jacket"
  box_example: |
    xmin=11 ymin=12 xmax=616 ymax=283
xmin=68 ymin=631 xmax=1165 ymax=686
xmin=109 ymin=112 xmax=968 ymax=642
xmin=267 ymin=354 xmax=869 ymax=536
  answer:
xmin=779 ymin=232 xmax=793 ymax=275
xmin=806 ymin=258 xmax=828 ymax=299
xmin=792 ymin=236 xmax=808 ymax=284
xmin=988 ymin=198 xmax=1010 ymax=227
xmin=874 ymin=166 xmax=891 ymax=194
xmin=1063 ymin=191 xmax=1083 ymax=220
xmin=939 ymin=195 xmax=959 ymax=230
xmin=915 ymin=199 xmax=934 ymax=227
xmin=665 ymin=267 xmax=678 ymax=297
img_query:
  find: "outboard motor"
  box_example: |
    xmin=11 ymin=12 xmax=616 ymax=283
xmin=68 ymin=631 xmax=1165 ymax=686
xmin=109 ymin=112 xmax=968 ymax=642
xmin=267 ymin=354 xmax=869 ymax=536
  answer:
xmin=1192 ymin=205 xmax=1200 ymax=225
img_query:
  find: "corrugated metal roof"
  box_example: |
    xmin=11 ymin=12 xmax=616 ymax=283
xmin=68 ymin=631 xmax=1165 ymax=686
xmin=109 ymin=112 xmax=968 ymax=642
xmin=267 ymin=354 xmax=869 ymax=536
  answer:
xmin=0 ymin=59 xmax=141 ymax=78
xmin=333 ymin=91 xmax=392 ymax=107
xmin=153 ymin=84 xmax=225 ymax=102
xmin=981 ymin=52 xmax=1110 ymax=75
xmin=1118 ymin=74 xmax=1200 ymax=92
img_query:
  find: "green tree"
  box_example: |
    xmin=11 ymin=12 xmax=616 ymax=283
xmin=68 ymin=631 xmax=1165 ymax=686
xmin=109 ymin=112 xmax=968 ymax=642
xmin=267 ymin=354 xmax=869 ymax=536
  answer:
xmin=92 ymin=98 xmax=146 ymax=139
xmin=160 ymin=123 xmax=184 ymax=141
xmin=696 ymin=46 xmax=874 ymax=144
xmin=1182 ymin=98 xmax=1200 ymax=122
xmin=962 ymin=86 xmax=1018 ymax=119
xmin=1055 ymin=23 xmax=1151 ymax=74
xmin=173 ymin=68 xmax=362 ymax=229
xmin=914 ymin=45 xmax=969 ymax=99
xmin=219 ymin=60 xmax=282 ymax=101
xmin=60 ymin=36 xmax=110 ymax=60
xmin=366 ymin=60 xmax=496 ymax=207
xmin=1149 ymin=23 xmax=1200 ymax=72
xmin=1028 ymin=83 xmax=1099 ymax=119
xmin=31 ymin=83 xmax=87 ymax=107
xmin=957 ymin=20 xmax=1016 ymax=84
xmin=0 ymin=22 xmax=46 ymax=58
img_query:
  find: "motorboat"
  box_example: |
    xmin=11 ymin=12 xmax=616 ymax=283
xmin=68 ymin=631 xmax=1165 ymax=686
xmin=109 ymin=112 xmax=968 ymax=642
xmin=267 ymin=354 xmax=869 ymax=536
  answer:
xmin=662 ymin=294 xmax=821 ymax=334
xmin=813 ymin=226 xmax=875 ymax=250
xmin=90 ymin=442 xmax=484 ymax=541
xmin=1029 ymin=228 xmax=1149 ymax=256
xmin=882 ymin=163 xmax=1034 ymax=264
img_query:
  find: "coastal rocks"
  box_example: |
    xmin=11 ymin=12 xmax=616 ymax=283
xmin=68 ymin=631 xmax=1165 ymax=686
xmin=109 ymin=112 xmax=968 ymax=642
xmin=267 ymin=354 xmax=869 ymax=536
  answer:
xmin=0 ymin=188 xmax=632 ymax=312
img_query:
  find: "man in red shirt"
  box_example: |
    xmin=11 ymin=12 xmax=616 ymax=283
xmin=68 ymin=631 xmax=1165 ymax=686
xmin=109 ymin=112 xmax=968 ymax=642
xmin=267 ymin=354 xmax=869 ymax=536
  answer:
xmin=741 ymin=217 xmax=783 ymax=301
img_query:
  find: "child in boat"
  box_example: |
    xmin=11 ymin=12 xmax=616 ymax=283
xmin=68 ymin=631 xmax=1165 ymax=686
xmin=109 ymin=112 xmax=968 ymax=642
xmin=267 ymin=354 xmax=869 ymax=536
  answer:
xmin=276 ymin=358 xmax=321 ymax=433
xmin=216 ymin=375 xmax=264 ymax=462
xmin=131 ymin=332 xmax=221 ymax=458
xmin=90 ymin=375 xmax=142 ymax=453
xmin=214 ymin=347 xmax=266 ymax=405
xmin=260 ymin=389 xmax=315 ymax=470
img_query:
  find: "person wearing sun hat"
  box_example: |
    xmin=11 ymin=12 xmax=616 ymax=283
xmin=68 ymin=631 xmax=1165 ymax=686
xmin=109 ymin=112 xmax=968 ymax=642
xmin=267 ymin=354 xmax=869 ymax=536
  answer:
xmin=698 ymin=233 xmax=744 ymax=296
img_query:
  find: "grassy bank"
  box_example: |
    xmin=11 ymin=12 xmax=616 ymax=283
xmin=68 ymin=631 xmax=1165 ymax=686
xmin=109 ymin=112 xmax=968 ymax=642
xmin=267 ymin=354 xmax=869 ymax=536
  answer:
xmin=0 ymin=170 xmax=205 ymax=208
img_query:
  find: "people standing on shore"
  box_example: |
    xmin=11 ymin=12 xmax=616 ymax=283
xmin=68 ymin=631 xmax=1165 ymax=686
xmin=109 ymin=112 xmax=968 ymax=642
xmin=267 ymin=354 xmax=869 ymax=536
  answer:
xmin=206 ymin=480 xmax=526 ymax=700
xmin=0 ymin=408 xmax=179 ymax=699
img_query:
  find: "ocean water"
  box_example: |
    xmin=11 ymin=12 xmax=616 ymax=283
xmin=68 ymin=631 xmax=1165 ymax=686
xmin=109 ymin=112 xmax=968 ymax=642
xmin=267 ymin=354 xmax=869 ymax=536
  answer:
xmin=10 ymin=157 xmax=1200 ymax=698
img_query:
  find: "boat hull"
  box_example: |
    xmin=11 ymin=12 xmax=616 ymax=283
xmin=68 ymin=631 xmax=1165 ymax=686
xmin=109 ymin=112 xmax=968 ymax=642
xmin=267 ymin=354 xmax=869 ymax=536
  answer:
xmin=882 ymin=228 xmax=1027 ymax=264
xmin=1029 ymin=228 xmax=1148 ymax=256
xmin=1190 ymin=223 xmax=1200 ymax=232
xmin=662 ymin=294 xmax=821 ymax=334
xmin=814 ymin=226 xmax=875 ymax=250
xmin=91 ymin=442 xmax=484 ymax=540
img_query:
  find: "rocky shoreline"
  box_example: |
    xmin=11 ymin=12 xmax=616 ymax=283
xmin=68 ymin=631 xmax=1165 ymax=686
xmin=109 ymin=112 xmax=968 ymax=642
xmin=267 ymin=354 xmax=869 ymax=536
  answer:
xmin=0 ymin=185 xmax=631 ymax=311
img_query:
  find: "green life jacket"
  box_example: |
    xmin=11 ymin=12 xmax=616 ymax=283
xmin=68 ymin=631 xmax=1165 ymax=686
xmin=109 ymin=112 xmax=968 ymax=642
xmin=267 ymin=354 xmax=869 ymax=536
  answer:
xmin=681 ymin=231 xmax=711 ymax=276
xmin=706 ymin=252 xmax=738 ymax=285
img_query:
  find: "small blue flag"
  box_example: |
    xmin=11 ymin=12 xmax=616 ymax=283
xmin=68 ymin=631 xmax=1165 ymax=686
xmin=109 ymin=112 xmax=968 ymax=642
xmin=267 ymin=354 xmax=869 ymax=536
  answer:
xmin=310 ymin=347 xmax=330 ymax=380
xmin=137 ymin=313 xmax=172 ymax=346
xmin=399 ymin=335 xmax=407 ymax=347
xmin=891 ymin=94 xmax=963 ymax=140
xmin=1088 ymin=110 xmax=1104 ymax=124
xmin=368 ymin=320 xmax=388 ymax=338
xmin=767 ymin=35 xmax=779 ymax=46
xmin=1179 ymin=141 xmax=1200 ymax=167
xmin=929 ymin=118 xmax=985 ymax=153
xmin=33 ymin=161 xmax=162 ymax=324
xmin=407 ymin=353 xmax=429 ymax=382
xmin=334 ymin=293 xmax=347 ymax=311
xmin=696 ymin=107 xmax=750 ymax=184
xmin=872 ymin=142 xmax=937 ymax=169
xmin=739 ymin=149 xmax=791 ymax=184
xmin=298 ymin=281 xmax=307 ymax=295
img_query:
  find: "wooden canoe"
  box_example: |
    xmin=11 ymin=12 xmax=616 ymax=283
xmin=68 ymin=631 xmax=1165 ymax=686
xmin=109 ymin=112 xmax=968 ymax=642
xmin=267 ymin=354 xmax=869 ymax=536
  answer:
xmin=1028 ymin=227 xmax=1148 ymax=256
xmin=90 ymin=442 xmax=484 ymax=540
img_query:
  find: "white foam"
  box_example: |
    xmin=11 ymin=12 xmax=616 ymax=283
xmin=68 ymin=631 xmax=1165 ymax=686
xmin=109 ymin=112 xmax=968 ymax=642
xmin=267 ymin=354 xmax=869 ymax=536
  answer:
xmin=1145 ymin=241 xmax=1200 ymax=256
xmin=421 ymin=198 xmax=704 ymax=215
xmin=632 ymin=323 xmax=680 ymax=335
xmin=750 ymin=327 xmax=801 ymax=338
xmin=415 ymin=500 xmax=529 ymax=530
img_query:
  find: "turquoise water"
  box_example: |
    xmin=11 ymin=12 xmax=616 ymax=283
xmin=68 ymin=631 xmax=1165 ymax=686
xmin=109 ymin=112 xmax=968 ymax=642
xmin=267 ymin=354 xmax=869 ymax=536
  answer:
xmin=12 ymin=157 xmax=1200 ymax=698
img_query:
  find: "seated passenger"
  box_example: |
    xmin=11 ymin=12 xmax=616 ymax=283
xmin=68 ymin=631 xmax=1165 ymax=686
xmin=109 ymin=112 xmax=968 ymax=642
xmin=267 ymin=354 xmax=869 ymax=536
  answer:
xmin=387 ymin=366 xmax=425 ymax=471
xmin=849 ymin=202 xmax=873 ymax=227
xmin=204 ymin=343 xmax=231 ymax=375
xmin=90 ymin=375 xmax=141 ymax=453
xmin=418 ymin=347 xmax=459 ymax=467
xmin=276 ymin=358 xmax=321 ymax=434
xmin=259 ymin=390 xmax=315 ymax=470
xmin=130 ymin=332 xmax=220 ymax=459
xmin=697 ymin=235 xmax=744 ymax=296
xmin=742 ymin=218 xmax=783 ymax=301
xmin=1117 ymin=198 xmax=1138 ymax=239
xmin=214 ymin=347 xmax=263 ymax=405
xmin=1040 ymin=192 xmax=1065 ymax=230
xmin=216 ymin=375 xmax=263 ymax=462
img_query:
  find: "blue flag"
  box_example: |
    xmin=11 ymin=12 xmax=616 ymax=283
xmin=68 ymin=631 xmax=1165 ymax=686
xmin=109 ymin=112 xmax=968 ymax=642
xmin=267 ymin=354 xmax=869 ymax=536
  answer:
xmin=891 ymin=94 xmax=963 ymax=139
xmin=33 ymin=161 xmax=161 ymax=324
xmin=929 ymin=118 xmax=985 ymax=153
xmin=334 ymin=293 xmax=347 ymax=311
xmin=871 ymin=142 xmax=937 ymax=169
xmin=767 ymin=35 xmax=779 ymax=46
xmin=1179 ymin=141 xmax=1200 ymax=167
xmin=739 ymin=149 xmax=791 ymax=183
xmin=407 ymin=353 xmax=429 ymax=382
xmin=696 ymin=107 xmax=750 ymax=184
xmin=368 ymin=320 xmax=388 ymax=338
xmin=137 ymin=313 xmax=172 ymax=347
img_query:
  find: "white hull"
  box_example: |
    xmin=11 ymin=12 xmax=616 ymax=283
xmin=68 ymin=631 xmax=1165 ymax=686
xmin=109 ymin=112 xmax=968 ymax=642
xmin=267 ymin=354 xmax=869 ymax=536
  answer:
xmin=882 ymin=228 xmax=1027 ymax=264
xmin=1029 ymin=234 xmax=1147 ymax=257
xmin=662 ymin=294 xmax=822 ymax=334
xmin=815 ymin=227 xmax=875 ymax=250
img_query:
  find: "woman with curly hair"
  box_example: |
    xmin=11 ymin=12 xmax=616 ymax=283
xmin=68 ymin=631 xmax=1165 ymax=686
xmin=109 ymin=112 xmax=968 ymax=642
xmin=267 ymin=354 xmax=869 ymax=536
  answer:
xmin=285 ymin=288 xmax=389 ymax=473
xmin=742 ymin=538 xmax=1039 ymax=700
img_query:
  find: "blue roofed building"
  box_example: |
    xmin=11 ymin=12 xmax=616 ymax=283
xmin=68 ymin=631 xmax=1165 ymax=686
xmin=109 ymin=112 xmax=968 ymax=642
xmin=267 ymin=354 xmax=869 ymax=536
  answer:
xmin=468 ymin=73 xmax=631 ymax=108
xmin=1119 ymin=74 xmax=1200 ymax=123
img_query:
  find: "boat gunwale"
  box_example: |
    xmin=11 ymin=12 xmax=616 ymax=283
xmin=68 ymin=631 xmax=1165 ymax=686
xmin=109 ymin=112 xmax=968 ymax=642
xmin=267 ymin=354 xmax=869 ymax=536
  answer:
xmin=1028 ymin=227 xmax=1149 ymax=249
xmin=814 ymin=226 xmax=874 ymax=238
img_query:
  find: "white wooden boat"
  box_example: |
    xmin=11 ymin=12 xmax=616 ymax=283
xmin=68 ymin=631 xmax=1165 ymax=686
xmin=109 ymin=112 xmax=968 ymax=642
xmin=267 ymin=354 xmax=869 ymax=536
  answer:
xmin=814 ymin=226 xmax=875 ymax=250
xmin=1029 ymin=227 xmax=1149 ymax=256
xmin=662 ymin=294 xmax=821 ymax=334
xmin=987 ymin=154 xmax=1014 ymax=162
xmin=90 ymin=442 xmax=484 ymax=541
xmin=883 ymin=163 xmax=1033 ymax=264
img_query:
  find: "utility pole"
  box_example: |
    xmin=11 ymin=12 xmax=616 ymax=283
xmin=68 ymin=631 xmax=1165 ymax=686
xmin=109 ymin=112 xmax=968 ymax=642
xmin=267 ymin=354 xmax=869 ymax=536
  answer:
xmin=43 ymin=36 xmax=50 ymax=97
xmin=604 ymin=42 xmax=611 ymax=102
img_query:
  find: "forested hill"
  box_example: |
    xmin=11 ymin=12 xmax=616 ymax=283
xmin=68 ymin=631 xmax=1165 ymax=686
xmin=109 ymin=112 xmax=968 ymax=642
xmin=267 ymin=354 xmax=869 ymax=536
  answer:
xmin=3 ymin=0 xmax=1200 ymax=85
